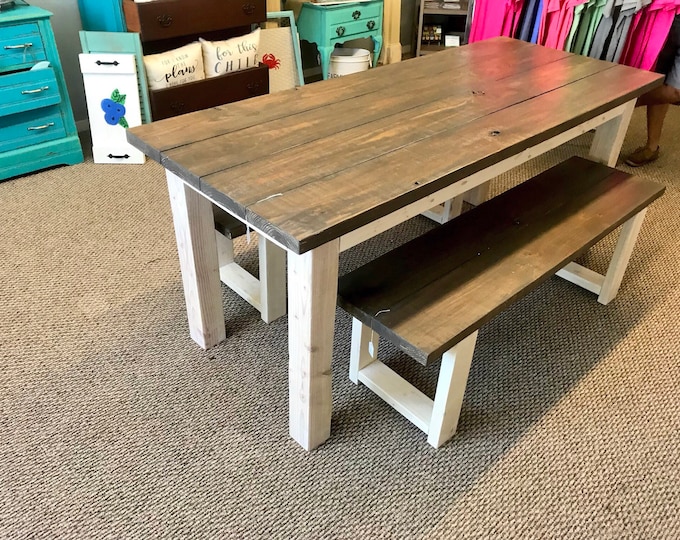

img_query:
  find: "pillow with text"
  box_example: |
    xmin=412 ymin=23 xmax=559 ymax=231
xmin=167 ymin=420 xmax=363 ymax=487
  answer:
xmin=200 ymin=28 xmax=260 ymax=78
xmin=143 ymin=41 xmax=205 ymax=91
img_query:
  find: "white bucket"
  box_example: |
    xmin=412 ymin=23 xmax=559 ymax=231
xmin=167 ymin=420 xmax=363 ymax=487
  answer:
xmin=329 ymin=48 xmax=372 ymax=78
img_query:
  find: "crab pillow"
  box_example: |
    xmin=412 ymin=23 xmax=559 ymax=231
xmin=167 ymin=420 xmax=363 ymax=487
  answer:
xmin=200 ymin=28 xmax=260 ymax=78
xmin=258 ymin=26 xmax=298 ymax=93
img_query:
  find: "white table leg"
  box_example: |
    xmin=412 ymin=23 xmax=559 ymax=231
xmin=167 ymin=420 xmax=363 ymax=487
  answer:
xmin=589 ymin=98 xmax=636 ymax=166
xmin=287 ymin=239 xmax=340 ymax=450
xmin=166 ymin=170 xmax=226 ymax=349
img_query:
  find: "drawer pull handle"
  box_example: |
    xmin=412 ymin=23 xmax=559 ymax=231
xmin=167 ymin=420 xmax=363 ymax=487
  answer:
xmin=21 ymin=86 xmax=49 ymax=95
xmin=108 ymin=154 xmax=130 ymax=159
xmin=336 ymin=26 xmax=346 ymax=37
xmin=242 ymin=3 xmax=256 ymax=15
xmin=170 ymin=102 xmax=185 ymax=112
xmin=4 ymin=43 xmax=33 ymax=50
xmin=352 ymin=10 xmax=361 ymax=19
xmin=367 ymin=20 xmax=376 ymax=30
xmin=96 ymin=60 xmax=120 ymax=66
xmin=247 ymin=82 xmax=260 ymax=93
xmin=27 ymin=122 xmax=54 ymax=131
xmin=157 ymin=14 xmax=173 ymax=28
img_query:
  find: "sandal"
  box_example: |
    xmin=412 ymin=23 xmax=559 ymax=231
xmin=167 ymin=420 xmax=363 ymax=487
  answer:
xmin=625 ymin=146 xmax=660 ymax=167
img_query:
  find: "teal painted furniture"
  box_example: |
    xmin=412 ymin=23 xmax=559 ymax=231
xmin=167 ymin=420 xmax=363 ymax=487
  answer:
xmin=0 ymin=5 xmax=83 ymax=181
xmin=79 ymin=31 xmax=152 ymax=124
xmin=296 ymin=0 xmax=383 ymax=80
xmin=77 ymin=0 xmax=126 ymax=32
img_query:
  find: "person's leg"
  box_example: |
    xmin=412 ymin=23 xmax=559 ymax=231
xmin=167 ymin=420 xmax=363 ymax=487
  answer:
xmin=625 ymin=103 xmax=666 ymax=166
xmin=625 ymin=16 xmax=680 ymax=166
xmin=646 ymin=103 xmax=670 ymax=150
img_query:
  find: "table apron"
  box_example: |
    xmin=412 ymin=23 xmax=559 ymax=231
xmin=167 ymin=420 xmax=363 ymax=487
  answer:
xmin=185 ymin=99 xmax=633 ymax=258
xmin=338 ymin=101 xmax=634 ymax=252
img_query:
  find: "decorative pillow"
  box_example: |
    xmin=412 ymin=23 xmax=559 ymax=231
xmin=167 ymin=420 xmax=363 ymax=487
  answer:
xmin=200 ymin=28 xmax=260 ymax=78
xmin=143 ymin=42 xmax=205 ymax=91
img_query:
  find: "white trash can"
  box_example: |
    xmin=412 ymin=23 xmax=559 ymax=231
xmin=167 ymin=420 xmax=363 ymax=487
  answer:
xmin=329 ymin=48 xmax=372 ymax=78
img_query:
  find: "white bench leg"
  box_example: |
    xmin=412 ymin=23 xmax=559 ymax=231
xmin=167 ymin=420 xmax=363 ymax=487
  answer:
xmin=428 ymin=331 xmax=478 ymax=448
xmin=422 ymin=195 xmax=465 ymax=224
xmin=598 ymin=208 xmax=647 ymax=305
xmin=349 ymin=317 xmax=478 ymax=448
xmin=556 ymin=209 xmax=648 ymax=305
xmin=215 ymin=231 xmax=287 ymax=323
xmin=463 ymin=184 xmax=490 ymax=206
xmin=349 ymin=318 xmax=379 ymax=384
xmin=258 ymin=238 xmax=287 ymax=323
xmin=216 ymin=230 xmax=236 ymax=266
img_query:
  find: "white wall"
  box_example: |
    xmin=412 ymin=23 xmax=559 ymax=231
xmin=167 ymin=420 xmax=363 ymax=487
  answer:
xmin=30 ymin=0 xmax=88 ymax=127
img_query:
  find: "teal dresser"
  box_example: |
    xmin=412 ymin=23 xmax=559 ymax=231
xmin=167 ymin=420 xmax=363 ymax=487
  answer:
xmin=0 ymin=4 xmax=83 ymax=181
xmin=77 ymin=0 xmax=126 ymax=32
xmin=296 ymin=0 xmax=383 ymax=80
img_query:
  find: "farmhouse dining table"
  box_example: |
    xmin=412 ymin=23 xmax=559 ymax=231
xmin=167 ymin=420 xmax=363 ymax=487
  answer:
xmin=127 ymin=37 xmax=662 ymax=451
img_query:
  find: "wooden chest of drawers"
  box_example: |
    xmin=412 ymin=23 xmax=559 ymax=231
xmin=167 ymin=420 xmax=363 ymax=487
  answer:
xmin=123 ymin=0 xmax=265 ymax=45
xmin=122 ymin=0 xmax=268 ymax=121
xmin=0 ymin=5 xmax=83 ymax=181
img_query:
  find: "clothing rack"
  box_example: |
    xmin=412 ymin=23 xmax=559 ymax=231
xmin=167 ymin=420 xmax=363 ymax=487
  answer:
xmin=468 ymin=0 xmax=680 ymax=71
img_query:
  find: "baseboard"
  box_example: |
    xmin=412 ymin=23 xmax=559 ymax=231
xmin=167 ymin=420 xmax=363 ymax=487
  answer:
xmin=76 ymin=119 xmax=90 ymax=134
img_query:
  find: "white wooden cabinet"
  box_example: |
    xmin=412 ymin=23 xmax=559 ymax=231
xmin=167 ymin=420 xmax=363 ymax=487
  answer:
xmin=78 ymin=53 xmax=144 ymax=164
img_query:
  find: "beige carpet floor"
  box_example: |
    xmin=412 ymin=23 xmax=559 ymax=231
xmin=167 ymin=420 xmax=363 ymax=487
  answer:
xmin=0 ymin=105 xmax=678 ymax=539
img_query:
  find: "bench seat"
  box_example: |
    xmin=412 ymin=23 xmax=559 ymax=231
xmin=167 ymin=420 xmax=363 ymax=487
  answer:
xmin=337 ymin=156 xmax=664 ymax=447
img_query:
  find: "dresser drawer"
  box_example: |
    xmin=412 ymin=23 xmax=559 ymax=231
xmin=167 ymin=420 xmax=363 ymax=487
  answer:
xmin=0 ymin=67 xmax=60 ymax=118
xmin=330 ymin=17 xmax=382 ymax=42
xmin=333 ymin=3 xmax=383 ymax=23
xmin=123 ymin=0 xmax=265 ymax=43
xmin=149 ymin=63 xmax=268 ymax=120
xmin=0 ymin=106 xmax=66 ymax=153
xmin=0 ymin=22 xmax=47 ymax=73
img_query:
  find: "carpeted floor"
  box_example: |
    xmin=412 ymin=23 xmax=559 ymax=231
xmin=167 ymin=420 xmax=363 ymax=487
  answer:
xmin=0 ymin=105 xmax=678 ymax=539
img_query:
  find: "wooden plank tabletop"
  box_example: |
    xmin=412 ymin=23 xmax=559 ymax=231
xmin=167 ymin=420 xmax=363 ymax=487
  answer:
xmin=127 ymin=37 xmax=663 ymax=254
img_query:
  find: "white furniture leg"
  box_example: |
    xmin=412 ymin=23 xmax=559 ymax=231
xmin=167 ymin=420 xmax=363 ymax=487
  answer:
xmin=349 ymin=317 xmax=379 ymax=384
xmin=463 ymin=184 xmax=489 ymax=207
xmin=215 ymin=231 xmax=286 ymax=323
xmin=598 ymin=209 xmax=647 ymax=304
xmin=287 ymin=240 xmax=340 ymax=450
xmin=350 ymin=318 xmax=479 ymax=448
xmin=428 ymin=331 xmax=477 ymax=448
xmin=258 ymin=237 xmax=287 ymax=323
xmin=422 ymin=195 xmax=465 ymax=224
xmin=589 ymin=98 xmax=636 ymax=166
xmin=556 ymin=209 xmax=648 ymax=305
xmin=166 ymin=170 xmax=226 ymax=349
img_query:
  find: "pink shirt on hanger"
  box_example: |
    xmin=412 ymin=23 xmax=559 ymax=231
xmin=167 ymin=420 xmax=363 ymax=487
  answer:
xmin=539 ymin=0 xmax=565 ymax=47
xmin=620 ymin=0 xmax=680 ymax=69
xmin=469 ymin=0 xmax=525 ymax=42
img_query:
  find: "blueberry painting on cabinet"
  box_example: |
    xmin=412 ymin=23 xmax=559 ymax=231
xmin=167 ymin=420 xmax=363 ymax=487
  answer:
xmin=78 ymin=53 xmax=145 ymax=164
xmin=101 ymin=89 xmax=128 ymax=128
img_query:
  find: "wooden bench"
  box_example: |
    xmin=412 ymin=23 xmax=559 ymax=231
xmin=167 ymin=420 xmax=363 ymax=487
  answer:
xmin=337 ymin=156 xmax=665 ymax=448
xmin=213 ymin=205 xmax=286 ymax=323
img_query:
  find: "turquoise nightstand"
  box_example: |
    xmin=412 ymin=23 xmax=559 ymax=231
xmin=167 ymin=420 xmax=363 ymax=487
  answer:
xmin=0 ymin=4 xmax=83 ymax=181
xmin=296 ymin=0 xmax=383 ymax=80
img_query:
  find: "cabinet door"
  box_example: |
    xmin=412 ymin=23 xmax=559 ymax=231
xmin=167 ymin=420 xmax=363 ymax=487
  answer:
xmin=79 ymin=53 xmax=145 ymax=164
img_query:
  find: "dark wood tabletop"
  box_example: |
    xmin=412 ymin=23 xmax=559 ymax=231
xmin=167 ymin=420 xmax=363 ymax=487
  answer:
xmin=127 ymin=37 xmax=662 ymax=254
